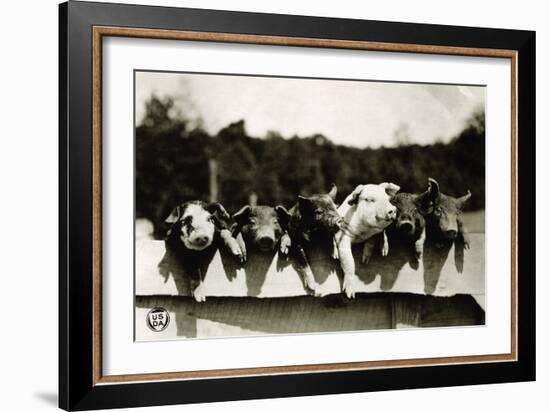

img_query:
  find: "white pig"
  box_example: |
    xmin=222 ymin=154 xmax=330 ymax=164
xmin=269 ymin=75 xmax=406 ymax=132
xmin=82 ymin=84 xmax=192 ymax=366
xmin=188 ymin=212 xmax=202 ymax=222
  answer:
xmin=333 ymin=183 xmax=399 ymax=299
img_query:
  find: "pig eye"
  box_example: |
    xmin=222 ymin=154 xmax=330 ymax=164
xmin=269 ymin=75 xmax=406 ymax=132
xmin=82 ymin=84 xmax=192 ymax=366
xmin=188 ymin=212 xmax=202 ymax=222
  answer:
xmin=315 ymin=209 xmax=323 ymax=215
xmin=249 ymin=217 xmax=257 ymax=224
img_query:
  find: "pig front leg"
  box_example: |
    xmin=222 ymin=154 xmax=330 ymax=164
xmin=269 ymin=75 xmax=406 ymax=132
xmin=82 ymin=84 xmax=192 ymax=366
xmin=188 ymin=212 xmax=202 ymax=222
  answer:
xmin=295 ymin=246 xmax=322 ymax=297
xmin=220 ymin=229 xmax=245 ymax=262
xmin=332 ymin=236 xmax=339 ymax=260
xmin=338 ymin=236 xmax=360 ymax=299
xmin=458 ymin=218 xmax=470 ymax=249
xmin=414 ymin=227 xmax=426 ymax=260
xmin=236 ymin=233 xmax=247 ymax=262
xmin=189 ymin=270 xmax=206 ymax=302
xmin=380 ymin=231 xmax=389 ymax=257
xmin=279 ymin=232 xmax=291 ymax=257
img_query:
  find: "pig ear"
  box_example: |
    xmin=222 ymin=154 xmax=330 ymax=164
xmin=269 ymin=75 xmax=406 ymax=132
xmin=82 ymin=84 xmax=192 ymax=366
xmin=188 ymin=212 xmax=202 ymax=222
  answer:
xmin=415 ymin=187 xmax=434 ymax=214
xmin=230 ymin=206 xmax=251 ymax=235
xmin=456 ymin=190 xmax=472 ymax=210
xmin=382 ymin=182 xmax=400 ymax=197
xmin=327 ymin=184 xmax=338 ymax=201
xmin=165 ymin=205 xmax=183 ymax=224
xmin=275 ymin=206 xmax=291 ymax=228
xmin=205 ymin=202 xmax=230 ymax=220
xmin=298 ymin=195 xmax=313 ymax=210
xmin=232 ymin=205 xmax=251 ymax=225
xmin=427 ymin=178 xmax=440 ymax=199
xmin=347 ymin=185 xmax=364 ymax=205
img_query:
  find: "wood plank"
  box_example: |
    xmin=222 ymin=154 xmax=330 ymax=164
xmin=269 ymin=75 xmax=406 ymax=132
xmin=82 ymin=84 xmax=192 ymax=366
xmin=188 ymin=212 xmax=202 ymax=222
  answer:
xmin=135 ymin=294 xmax=484 ymax=340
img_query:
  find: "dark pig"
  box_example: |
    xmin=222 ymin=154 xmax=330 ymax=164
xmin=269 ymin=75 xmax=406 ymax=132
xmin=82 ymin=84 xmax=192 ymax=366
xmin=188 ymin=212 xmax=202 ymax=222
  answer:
xmin=423 ymin=178 xmax=472 ymax=248
xmin=286 ymin=185 xmax=343 ymax=296
xmin=232 ymin=205 xmax=291 ymax=260
xmin=389 ymin=187 xmax=434 ymax=260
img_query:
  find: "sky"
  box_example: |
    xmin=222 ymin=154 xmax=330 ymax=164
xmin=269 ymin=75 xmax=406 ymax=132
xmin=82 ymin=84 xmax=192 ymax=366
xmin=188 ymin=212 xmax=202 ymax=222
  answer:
xmin=135 ymin=71 xmax=485 ymax=149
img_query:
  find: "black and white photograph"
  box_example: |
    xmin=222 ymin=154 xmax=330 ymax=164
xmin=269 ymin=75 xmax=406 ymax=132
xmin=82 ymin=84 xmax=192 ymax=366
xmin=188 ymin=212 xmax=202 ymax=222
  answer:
xmin=134 ymin=70 xmax=486 ymax=341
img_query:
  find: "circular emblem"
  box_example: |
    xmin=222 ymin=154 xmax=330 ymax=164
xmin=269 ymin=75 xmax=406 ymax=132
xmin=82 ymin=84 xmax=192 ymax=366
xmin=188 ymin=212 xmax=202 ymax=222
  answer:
xmin=146 ymin=308 xmax=170 ymax=332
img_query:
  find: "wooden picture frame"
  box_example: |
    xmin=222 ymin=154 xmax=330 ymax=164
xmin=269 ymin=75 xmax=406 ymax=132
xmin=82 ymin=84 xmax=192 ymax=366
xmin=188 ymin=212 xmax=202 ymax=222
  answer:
xmin=59 ymin=1 xmax=535 ymax=410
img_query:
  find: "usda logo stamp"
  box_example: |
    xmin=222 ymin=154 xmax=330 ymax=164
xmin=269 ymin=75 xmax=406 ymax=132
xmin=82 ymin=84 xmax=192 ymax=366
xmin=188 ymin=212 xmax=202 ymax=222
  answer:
xmin=146 ymin=308 xmax=170 ymax=332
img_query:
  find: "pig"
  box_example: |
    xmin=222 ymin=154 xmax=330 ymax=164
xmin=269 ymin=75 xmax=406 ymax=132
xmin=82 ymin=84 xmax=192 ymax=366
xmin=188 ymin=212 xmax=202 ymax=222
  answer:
xmin=389 ymin=187 xmax=434 ymax=262
xmin=164 ymin=201 xmax=243 ymax=302
xmin=334 ymin=183 xmax=399 ymax=299
xmin=231 ymin=205 xmax=291 ymax=260
xmin=285 ymin=185 xmax=343 ymax=296
xmin=423 ymin=178 xmax=472 ymax=249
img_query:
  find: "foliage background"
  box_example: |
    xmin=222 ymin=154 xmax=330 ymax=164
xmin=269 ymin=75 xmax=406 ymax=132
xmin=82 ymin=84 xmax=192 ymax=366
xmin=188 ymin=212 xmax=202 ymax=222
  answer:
xmin=136 ymin=95 xmax=485 ymax=239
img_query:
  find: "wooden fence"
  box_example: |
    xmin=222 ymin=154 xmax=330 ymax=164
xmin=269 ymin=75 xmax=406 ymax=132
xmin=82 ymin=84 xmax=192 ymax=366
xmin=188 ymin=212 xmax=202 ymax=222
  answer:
xmin=135 ymin=234 xmax=485 ymax=340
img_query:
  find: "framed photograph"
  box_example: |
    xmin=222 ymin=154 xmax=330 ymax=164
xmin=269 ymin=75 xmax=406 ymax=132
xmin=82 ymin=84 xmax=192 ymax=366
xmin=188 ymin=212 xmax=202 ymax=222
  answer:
xmin=59 ymin=1 xmax=535 ymax=410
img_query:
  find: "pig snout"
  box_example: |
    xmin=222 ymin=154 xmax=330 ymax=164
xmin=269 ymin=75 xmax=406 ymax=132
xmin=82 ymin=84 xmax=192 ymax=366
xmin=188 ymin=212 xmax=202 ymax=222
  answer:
xmin=440 ymin=219 xmax=458 ymax=239
xmin=194 ymin=235 xmax=210 ymax=246
xmin=252 ymin=225 xmax=278 ymax=251
xmin=328 ymin=214 xmax=343 ymax=232
xmin=257 ymin=234 xmax=276 ymax=251
xmin=444 ymin=229 xmax=458 ymax=239
xmin=184 ymin=231 xmax=213 ymax=250
xmin=397 ymin=217 xmax=415 ymax=235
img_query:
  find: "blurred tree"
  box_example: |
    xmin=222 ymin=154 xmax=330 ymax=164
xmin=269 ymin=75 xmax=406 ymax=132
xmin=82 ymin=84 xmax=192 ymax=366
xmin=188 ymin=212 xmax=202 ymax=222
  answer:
xmin=216 ymin=121 xmax=258 ymax=211
xmin=135 ymin=96 xmax=485 ymax=238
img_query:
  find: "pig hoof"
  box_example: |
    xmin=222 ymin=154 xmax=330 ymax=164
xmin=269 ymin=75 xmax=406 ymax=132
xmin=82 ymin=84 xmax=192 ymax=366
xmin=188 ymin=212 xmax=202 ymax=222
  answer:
xmin=279 ymin=234 xmax=291 ymax=256
xmin=305 ymin=279 xmax=322 ymax=297
xmin=234 ymin=249 xmax=245 ymax=262
xmin=344 ymin=286 xmax=356 ymax=299
xmin=237 ymin=249 xmax=246 ymax=263
xmin=381 ymin=245 xmax=389 ymax=257
xmin=193 ymin=285 xmax=206 ymax=302
xmin=308 ymin=284 xmax=322 ymax=297
xmin=311 ymin=288 xmax=323 ymax=297
xmin=343 ymin=276 xmax=359 ymax=299
xmin=279 ymin=241 xmax=291 ymax=259
xmin=464 ymin=241 xmax=470 ymax=250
